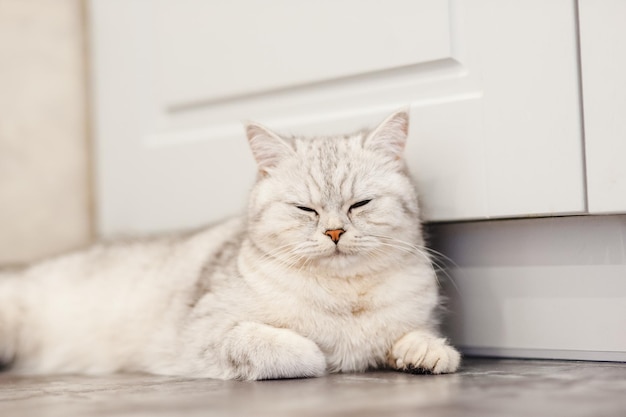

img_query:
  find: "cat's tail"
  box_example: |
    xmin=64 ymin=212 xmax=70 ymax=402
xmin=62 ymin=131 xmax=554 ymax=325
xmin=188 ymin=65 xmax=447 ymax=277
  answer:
xmin=0 ymin=269 xmax=23 ymax=370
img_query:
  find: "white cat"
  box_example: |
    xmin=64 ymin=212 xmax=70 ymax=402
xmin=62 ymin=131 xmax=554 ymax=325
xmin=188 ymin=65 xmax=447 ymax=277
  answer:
xmin=0 ymin=111 xmax=460 ymax=380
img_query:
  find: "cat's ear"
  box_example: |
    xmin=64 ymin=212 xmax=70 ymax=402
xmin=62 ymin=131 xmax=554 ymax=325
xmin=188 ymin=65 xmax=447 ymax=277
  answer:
xmin=364 ymin=110 xmax=409 ymax=159
xmin=245 ymin=122 xmax=294 ymax=174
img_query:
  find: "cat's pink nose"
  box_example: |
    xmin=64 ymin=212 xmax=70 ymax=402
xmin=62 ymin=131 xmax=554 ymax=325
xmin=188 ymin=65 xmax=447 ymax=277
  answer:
xmin=325 ymin=229 xmax=345 ymax=244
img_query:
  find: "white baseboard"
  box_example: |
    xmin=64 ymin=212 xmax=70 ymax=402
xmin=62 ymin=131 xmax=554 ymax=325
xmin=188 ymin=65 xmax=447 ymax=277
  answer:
xmin=428 ymin=215 xmax=626 ymax=362
xmin=461 ymin=347 xmax=626 ymax=363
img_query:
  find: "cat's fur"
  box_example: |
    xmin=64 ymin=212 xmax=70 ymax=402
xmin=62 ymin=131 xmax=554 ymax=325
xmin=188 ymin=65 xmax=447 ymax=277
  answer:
xmin=0 ymin=111 xmax=460 ymax=380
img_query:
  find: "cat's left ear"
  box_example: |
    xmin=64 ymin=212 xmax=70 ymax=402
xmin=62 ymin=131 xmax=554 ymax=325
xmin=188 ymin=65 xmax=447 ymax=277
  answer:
xmin=245 ymin=122 xmax=294 ymax=174
xmin=364 ymin=110 xmax=409 ymax=159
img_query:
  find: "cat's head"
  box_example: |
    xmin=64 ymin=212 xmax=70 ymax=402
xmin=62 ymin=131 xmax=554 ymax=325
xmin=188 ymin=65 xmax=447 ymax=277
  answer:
xmin=244 ymin=111 xmax=422 ymax=278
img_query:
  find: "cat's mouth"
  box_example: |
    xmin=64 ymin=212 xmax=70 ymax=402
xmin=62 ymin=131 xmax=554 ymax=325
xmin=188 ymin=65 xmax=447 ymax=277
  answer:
xmin=316 ymin=243 xmax=361 ymax=262
xmin=330 ymin=245 xmax=354 ymax=257
xmin=318 ymin=246 xmax=348 ymax=259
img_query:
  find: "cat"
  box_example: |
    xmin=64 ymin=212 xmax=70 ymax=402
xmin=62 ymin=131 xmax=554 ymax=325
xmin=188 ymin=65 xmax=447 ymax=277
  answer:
xmin=0 ymin=110 xmax=460 ymax=380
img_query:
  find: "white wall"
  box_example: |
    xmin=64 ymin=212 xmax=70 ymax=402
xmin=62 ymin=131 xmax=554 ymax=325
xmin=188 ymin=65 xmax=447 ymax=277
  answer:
xmin=0 ymin=0 xmax=92 ymax=264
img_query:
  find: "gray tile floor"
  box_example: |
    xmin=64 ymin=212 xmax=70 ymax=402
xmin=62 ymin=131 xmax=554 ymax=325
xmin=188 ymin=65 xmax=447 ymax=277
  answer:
xmin=0 ymin=358 xmax=625 ymax=417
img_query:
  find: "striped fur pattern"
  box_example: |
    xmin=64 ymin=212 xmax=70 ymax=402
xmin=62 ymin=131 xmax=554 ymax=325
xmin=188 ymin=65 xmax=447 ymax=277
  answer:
xmin=0 ymin=111 xmax=460 ymax=379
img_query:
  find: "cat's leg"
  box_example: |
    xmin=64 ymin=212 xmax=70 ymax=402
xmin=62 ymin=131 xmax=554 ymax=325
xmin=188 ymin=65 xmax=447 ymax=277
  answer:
xmin=220 ymin=321 xmax=326 ymax=380
xmin=388 ymin=330 xmax=461 ymax=374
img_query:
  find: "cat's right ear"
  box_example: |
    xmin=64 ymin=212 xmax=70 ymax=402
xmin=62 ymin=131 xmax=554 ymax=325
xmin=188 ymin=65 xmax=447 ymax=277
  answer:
xmin=364 ymin=110 xmax=409 ymax=160
xmin=244 ymin=122 xmax=294 ymax=174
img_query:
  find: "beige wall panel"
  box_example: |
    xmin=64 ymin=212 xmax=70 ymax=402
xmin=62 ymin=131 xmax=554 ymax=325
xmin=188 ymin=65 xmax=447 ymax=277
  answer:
xmin=0 ymin=0 xmax=91 ymax=264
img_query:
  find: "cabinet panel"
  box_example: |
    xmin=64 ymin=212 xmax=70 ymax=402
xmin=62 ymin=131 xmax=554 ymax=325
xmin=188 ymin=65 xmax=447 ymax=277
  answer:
xmin=90 ymin=0 xmax=585 ymax=237
xmin=415 ymin=0 xmax=585 ymax=220
xmin=470 ymin=1 xmax=584 ymax=216
xmin=156 ymin=0 xmax=451 ymax=107
xmin=579 ymin=0 xmax=626 ymax=213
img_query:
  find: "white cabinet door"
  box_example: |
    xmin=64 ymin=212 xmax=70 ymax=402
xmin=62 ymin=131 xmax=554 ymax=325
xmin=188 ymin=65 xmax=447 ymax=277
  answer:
xmin=90 ymin=0 xmax=585 ymax=237
xmin=413 ymin=1 xmax=584 ymax=221
xmin=579 ymin=0 xmax=626 ymax=214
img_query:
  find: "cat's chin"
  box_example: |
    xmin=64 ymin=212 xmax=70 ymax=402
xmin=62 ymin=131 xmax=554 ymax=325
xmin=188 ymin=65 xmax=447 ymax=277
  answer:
xmin=319 ymin=246 xmax=359 ymax=262
xmin=314 ymin=251 xmax=352 ymax=265
xmin=310 ymin=250 xmax=382 ymax=276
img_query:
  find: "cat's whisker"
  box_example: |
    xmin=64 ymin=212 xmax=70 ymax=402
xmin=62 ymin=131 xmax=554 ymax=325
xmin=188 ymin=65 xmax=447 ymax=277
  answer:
xmin=255 ymin=242 xmax=300 ymax=262
xmin=368 ymin=234 xmax=460 ymax=295
xmin=254 ymin=242 xmax=316 ymax=276
xmin=418 ymin=246 xmax=460 ymax=270
xmin=254 ymin=243 xmax=314 ymax=272
xmin=375 ymin=235 xmax=459 ymax=275
xmin=295 ymin=252 xmax=315 ymax=275
xmin=372 ymin=241 xmax=440 ymax=282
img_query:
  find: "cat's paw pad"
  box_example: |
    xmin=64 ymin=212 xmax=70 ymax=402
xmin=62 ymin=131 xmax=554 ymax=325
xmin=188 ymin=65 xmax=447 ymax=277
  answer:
xmin=389 ymin=331 xmax=460 ymax=375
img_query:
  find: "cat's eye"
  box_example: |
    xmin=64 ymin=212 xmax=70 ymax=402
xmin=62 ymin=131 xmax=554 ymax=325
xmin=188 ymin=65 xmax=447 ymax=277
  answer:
xmin=296 ymin=206 xmax=318 ymax=215
xmin=349 ymin=200 xmax=371 ymax=211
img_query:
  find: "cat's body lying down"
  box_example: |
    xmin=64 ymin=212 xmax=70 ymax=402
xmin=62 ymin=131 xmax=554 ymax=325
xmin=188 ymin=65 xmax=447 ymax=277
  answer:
xmin=0 ymin=111 xmax=460 ymax=380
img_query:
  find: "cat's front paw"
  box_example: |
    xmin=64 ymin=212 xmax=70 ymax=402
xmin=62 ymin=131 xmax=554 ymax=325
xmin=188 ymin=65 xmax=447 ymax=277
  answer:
xmin=388 ymin=330 xmax=460 ymax=375
xmin=224 ymin=322 xmax=326 ymax=380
